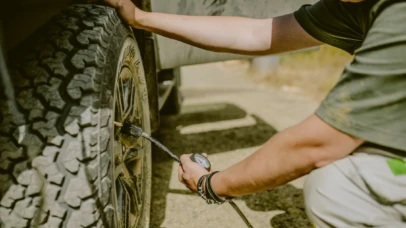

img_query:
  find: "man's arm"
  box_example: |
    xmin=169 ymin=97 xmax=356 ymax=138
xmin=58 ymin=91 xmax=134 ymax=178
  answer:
xmin=179 ymin=114 xmax=364 ymax=197
xmin=105 ymin=0 xmax=322 ymax=55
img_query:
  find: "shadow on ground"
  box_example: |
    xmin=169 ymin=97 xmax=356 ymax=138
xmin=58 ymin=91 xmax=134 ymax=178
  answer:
xmin=150 ymin=103 xmax=311 ymax=228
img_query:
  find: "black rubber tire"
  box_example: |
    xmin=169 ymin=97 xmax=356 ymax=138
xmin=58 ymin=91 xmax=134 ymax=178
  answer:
xmin=0 ymin=4 xmax=151 ymax=228
xmin=160 ymin=68 xmax=182 ymax=115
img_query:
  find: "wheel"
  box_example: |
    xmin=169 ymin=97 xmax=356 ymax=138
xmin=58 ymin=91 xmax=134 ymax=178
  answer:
xmin=160 ymin=68 xmax=182 ymax=115
xmin=0 ymin=4 xmax=151 ymax=228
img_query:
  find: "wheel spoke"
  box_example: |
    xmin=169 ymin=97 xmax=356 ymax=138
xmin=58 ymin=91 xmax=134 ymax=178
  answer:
xmin=121 ymin=77 xmax=126 ymax=110
xmin=124 ymin=184 xmax=129 ymax=227
xmin=121 ymin=78 xmax=133 ymax=122
xmin=132 ymin=84 xmax=140 ymax=121
xmin=116 ymin=79 xmax=124 ymax=119
xmin=129 ymin=77 xmax=135 ymax=120
xmin=116 ymin=179 xmax=124 ymax=226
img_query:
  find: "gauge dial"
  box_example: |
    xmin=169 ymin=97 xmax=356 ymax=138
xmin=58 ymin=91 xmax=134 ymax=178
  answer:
xmin=190 ymin=153 xmax=211 ymax=171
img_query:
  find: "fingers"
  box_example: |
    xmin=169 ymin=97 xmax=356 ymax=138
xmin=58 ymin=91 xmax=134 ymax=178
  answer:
xmin=180 ymin=154 xmax=191 ymax=164
xmin=178 ymin=164 xmax=192 ymax=188
xmin=178 ymin=164 xmax=184 ymax=183
xmin=179 ymin=153 xmax=210 ymax=193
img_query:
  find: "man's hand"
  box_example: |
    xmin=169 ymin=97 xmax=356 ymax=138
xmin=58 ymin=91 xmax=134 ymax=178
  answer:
xmin=89 ymin=0 xmax=144 ymax=28
xmin=178 ymin=153 xmax=210 ymax=192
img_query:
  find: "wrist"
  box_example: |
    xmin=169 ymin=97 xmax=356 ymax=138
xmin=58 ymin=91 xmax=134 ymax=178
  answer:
xmin=132 ymin=8 xmax=148 ymax=29
xmin=211 ymin=172 xmax=230 ymax=198
xmin=114 ymin=0 xmax=146 ymax=28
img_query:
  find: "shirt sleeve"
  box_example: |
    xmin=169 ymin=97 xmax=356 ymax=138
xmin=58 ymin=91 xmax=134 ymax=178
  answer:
xmin=315 ymin=2 xmax=406 ymax=152
xmin=294 ymin=0 xmax=372 ymax=54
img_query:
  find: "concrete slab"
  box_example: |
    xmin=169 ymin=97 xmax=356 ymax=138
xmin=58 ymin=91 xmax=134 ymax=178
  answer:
xmin=160 ymin=193 xmax=284 ymax=228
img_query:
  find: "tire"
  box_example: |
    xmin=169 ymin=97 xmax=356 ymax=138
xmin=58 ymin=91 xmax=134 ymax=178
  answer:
xmin=0 ymin=4 xmax=151 ymax=228
xmin=160 ymin=68 xmax=182 ymax=115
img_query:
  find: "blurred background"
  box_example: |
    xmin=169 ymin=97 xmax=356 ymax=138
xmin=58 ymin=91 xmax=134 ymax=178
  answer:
xmin=249 ymin=45 xmax=351 ymax=101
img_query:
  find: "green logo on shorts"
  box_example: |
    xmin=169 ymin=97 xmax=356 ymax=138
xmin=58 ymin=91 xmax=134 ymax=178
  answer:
xmin=387 ymin=159 xmax=406 ymax=176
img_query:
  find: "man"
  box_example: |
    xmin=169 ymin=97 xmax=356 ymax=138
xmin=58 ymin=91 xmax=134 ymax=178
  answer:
xmin=103 ymin=0 xmax=406 ymax=226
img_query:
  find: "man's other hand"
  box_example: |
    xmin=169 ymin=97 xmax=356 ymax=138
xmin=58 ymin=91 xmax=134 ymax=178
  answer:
xmin=178 ymin=153 xmax=210 ymax=193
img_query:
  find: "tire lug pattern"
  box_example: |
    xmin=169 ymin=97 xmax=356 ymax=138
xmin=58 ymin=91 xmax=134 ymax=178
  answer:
xmin=17 ymin=89 xmax=45 ymax=120
xmin=0 ymin=185 xmax=25 ymax=208
xmin=48 ymin=135 xmax=65 ymax=147
xmin=19 ymin=133 xmax=43 ymax=161
xmin=32 ymin=112 xmax=59 ymax=142
xmin=66 ymin=199 xmax=99 ymax=227
xmin=42 ymin=52 xmax=69 ymax=78
xmin=12 ymin=161 xmax=29 ymax=182
xmin=64 ymin=168 xmax=93 ymax=208
xmin=37 ymin=78 xmax=65 ymax=111
xmin=0 ymin=104 xmax=25 ymax=134
xmin=17 ymin=170 xmax=43 ymax=196
xmin=49 ymin=29 xmax=74 ymax=52
xmin=66 ymin=67 xmax=99 ymax=101
xmin=0 ymin=141 xmax=23 ymax=171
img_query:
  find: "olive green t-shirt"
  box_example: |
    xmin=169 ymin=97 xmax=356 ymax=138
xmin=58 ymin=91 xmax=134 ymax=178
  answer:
xmin=294 ymin=0 xmax=406 ymax=152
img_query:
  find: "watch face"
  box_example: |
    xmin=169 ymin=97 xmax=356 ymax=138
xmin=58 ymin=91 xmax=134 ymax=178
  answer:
xmin=193 ymin=154 xmax=211 ymax=169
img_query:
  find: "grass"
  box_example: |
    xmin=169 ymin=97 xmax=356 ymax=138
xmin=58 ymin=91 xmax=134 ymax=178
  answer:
xmin=252 ymin=45 xmax=353 ymax=101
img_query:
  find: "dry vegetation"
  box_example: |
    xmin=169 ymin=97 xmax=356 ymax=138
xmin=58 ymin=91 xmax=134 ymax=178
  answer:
xmin=252 ymin=45 xmax=353 ymax=101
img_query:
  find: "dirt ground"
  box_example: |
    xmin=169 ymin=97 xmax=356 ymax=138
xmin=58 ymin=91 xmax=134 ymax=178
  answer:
xmin=149 ymin=61 xmax=319 ymax=228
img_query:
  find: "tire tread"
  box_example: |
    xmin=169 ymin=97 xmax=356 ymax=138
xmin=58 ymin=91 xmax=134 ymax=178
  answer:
xmin=0 ymin=4 xmax=126 ymax=227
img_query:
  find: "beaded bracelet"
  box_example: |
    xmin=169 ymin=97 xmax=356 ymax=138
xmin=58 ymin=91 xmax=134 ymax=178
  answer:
xmin=197 ymin=172 xmax=229 ymax=205
xmin=197 ymin=174 xmax=213 ymax=204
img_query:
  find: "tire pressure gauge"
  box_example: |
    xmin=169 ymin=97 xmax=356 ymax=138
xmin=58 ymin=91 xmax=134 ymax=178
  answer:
xmin=190 ymin=153 xmax=211 ymax=171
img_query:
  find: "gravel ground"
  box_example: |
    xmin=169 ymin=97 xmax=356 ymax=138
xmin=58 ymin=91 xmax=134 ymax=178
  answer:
xmin=149 ymin=62 xmax=319 ymax=228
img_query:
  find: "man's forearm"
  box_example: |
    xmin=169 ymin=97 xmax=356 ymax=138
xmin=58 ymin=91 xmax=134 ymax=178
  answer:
xmin=137 ymin=12 xmax=272 ymax=55
xmin=211 ymin=115 xmax=364 ymax=197
xmin=211 ymin=130 xmax=316 ymax=197
xmin=114 ymin=0 xmax=272 ymax=54
xmin=111 ymin=0 xmax=322 ymax=55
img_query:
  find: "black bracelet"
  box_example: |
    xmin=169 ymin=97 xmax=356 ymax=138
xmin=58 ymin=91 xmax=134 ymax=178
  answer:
xmin=205 ymin=172 xmax=218 ymax=203
xmin=206 ymin=171 xmax=227 ymax=204
xmin=197 ymin=172 xmax=230 ymax=205
xmin=204 ymin=175 xmax=218 ymax=203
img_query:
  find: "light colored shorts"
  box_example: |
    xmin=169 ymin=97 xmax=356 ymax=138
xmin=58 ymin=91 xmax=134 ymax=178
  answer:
xmin=304 ymin=147 xmax=406 ymax=227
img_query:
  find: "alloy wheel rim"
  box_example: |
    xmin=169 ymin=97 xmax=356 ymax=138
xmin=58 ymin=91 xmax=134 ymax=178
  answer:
xmin=112 ymin=38 xmax=146 ymax=228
